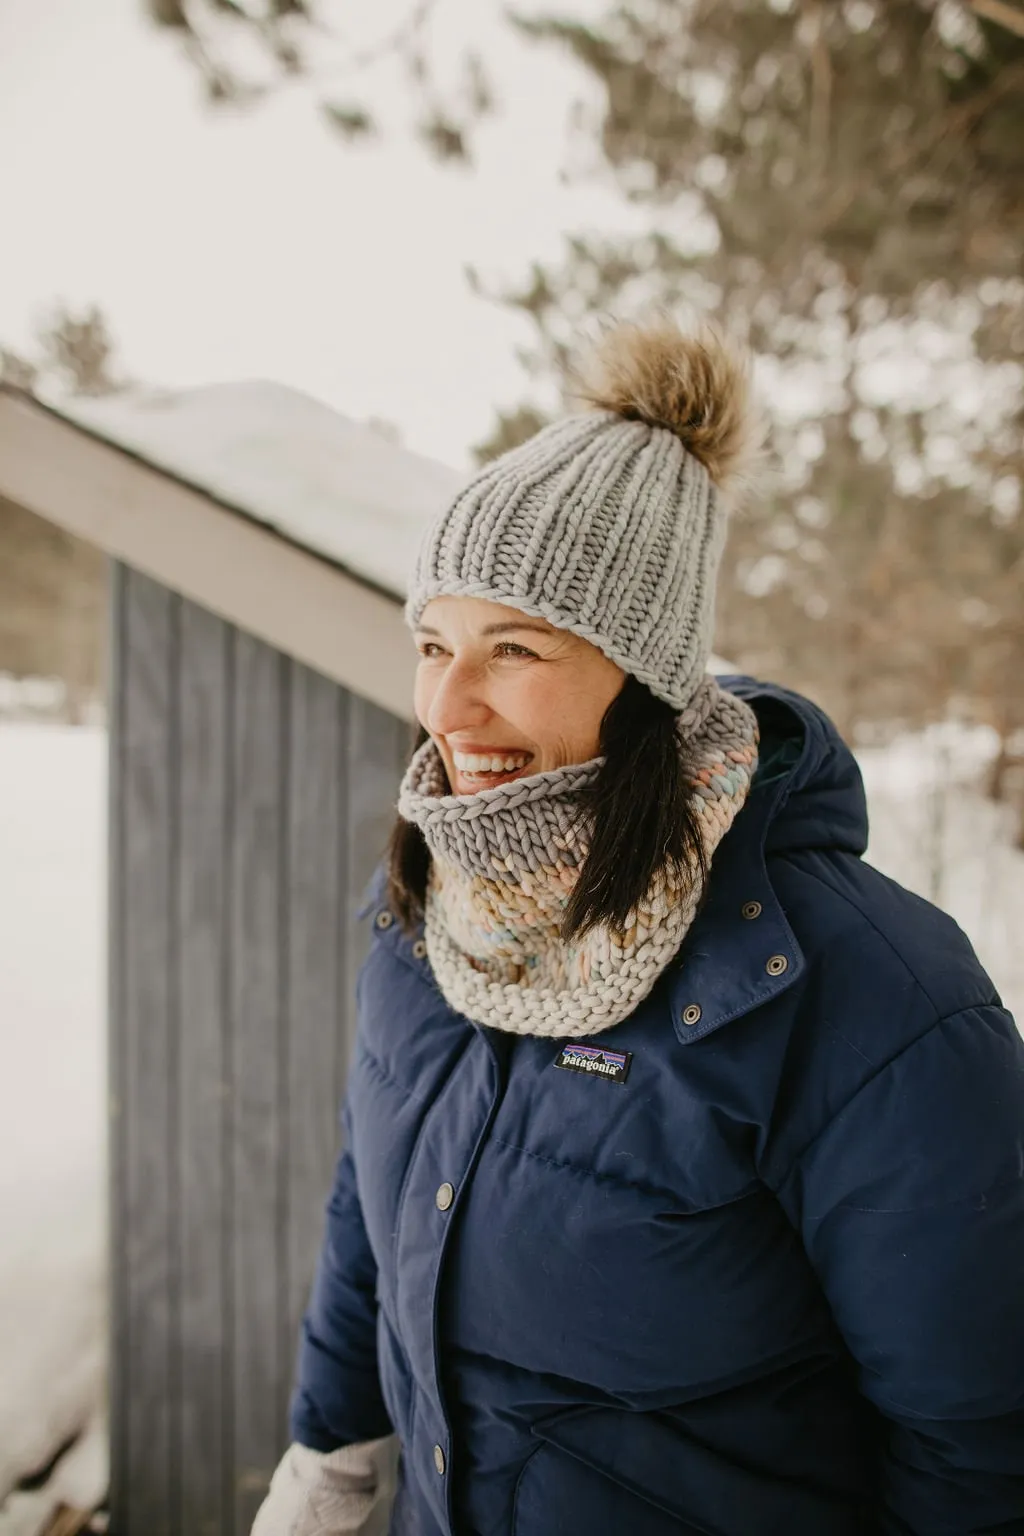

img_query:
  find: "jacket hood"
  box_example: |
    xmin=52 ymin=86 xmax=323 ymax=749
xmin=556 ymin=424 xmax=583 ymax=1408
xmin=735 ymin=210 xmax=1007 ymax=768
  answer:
xmin=721 ymin=676 xmax=869 ymax=859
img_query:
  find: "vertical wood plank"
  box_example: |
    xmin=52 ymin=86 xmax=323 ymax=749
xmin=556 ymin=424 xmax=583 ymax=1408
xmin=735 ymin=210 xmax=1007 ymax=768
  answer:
xmin=282 ymin=662 xmax=346 ymax=1431
xmin=107 ymin=562 xmax=127 ymax=1536
xmin=229 ymin=632 xmax=287 ymax=1534
xmin=112 ymin=567 xmax=177 ymax=1536
xmin=177 ymin=600 xmax=231 ymax=1536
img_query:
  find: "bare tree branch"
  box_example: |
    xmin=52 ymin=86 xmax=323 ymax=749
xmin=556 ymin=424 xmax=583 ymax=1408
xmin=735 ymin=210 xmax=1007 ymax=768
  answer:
xmin=971 ymin=0 xmax=1024 ymax=39
xmin=804 ymin=0 xmax=832 ymax=177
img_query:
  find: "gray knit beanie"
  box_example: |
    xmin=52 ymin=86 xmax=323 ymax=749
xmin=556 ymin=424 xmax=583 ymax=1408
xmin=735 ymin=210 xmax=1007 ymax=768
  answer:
xmin=403 ymin=319 xmax=757 ymax=712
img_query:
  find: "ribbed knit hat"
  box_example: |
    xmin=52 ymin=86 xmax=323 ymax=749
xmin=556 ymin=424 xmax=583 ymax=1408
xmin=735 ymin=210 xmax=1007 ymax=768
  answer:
xmin=403 ymin=319 xmax=757 ymax=712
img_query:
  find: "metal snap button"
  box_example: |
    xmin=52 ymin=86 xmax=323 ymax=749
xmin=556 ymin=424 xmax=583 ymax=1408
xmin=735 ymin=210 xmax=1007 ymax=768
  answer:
xmin=433 ymin=1444 xmax=446 ymax=1476
xmin=766 ymin=954 xmax=788 ymax=976
xmin=741 ymin=900 xmax=762 ymax=920
xmin=435 ymin=1182 xmax=455 ymax=1212
xmin=412 ymin=938 xmax=427 ymax=959
xmin=374 ymin=909 xmax=394 ymax=930
xmin=681 ymin=1004 xmax=702 ymax=1027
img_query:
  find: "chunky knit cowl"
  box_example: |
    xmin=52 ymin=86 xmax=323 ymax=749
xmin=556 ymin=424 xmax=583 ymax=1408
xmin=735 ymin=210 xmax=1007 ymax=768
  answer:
xmin=396 ymin=678 xmax=759 ymax=1038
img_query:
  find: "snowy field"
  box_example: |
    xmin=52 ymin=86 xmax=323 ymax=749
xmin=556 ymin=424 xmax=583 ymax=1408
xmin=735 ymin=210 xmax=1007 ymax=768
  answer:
xmin=0 ymin=715 xmax=1021 ymax=1528
xmin=0 ymin=725 xmax=107 ymax=1530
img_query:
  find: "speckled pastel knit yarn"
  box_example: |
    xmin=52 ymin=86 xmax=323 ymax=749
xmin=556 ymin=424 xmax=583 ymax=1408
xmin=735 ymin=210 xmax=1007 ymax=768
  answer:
xmin=396 ymin=678 xmax=759 ymax=1037
xmin=403 ymin=410 xmax=724 ymax=713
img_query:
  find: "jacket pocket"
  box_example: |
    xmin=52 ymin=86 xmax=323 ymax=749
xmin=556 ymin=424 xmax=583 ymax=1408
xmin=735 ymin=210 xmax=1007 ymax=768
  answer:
xmin=512 ymin=1439 xmax=705 ymax=1536
xmin=518 ymin=1406 xmax=862 ymax=1536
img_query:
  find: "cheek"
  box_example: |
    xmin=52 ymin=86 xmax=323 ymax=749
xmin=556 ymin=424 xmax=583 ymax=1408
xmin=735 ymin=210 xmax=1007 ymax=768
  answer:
xmin=544 ymin=668 xmax=621 ymax=756
xmin=558 ymin=704 xmax=603 ymax=755
xmin=516 ymin=677 xmax=597 ymax=751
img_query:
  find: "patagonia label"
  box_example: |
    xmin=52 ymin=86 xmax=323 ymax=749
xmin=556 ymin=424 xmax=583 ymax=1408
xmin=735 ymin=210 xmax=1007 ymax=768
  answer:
xmin=554 ymin=1043 xmax=633 ymax=1084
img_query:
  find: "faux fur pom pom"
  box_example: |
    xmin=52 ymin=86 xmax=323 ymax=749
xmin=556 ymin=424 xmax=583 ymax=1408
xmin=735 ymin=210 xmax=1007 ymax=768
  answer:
xmin=576 ymin=317 xmax=760 ymax=490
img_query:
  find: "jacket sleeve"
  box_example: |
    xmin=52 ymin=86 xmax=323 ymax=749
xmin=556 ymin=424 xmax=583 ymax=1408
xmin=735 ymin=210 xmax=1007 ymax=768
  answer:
xmin=289 ymin=1103 xmax=394 ymax=1452
xmin=777 ymin=1004 xmax=1024 ymax=1535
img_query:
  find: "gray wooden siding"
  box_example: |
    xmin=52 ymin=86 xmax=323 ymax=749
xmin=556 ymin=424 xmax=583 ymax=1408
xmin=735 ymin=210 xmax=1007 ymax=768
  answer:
xmin=109 ymin=564 xmax=411 ymax=1536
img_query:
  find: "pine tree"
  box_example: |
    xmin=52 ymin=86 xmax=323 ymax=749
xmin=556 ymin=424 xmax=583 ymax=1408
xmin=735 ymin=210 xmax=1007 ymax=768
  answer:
xmin=482 ymin=1 xmax=1023 ymax=768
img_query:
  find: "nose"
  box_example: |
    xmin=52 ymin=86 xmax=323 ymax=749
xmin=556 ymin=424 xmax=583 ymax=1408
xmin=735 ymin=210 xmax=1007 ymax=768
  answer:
xmin=423 ymin=655 xmax=490 ymax=740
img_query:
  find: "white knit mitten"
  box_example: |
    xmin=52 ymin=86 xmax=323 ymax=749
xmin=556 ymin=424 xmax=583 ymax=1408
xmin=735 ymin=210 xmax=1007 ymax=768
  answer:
xmin=250 ymin=1434 xmax=398 ymax=1536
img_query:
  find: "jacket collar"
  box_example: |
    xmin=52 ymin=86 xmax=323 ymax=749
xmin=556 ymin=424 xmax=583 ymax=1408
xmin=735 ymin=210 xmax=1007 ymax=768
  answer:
xmin=666 ymin=674 xmax=868 ymax=1044
xmin=666 ymin=759 xmax=804 ymax=1045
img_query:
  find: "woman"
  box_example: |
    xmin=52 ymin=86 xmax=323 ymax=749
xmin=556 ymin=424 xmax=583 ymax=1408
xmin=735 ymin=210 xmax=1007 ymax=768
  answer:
xmin=253 ymin=320 xmax=1024 ymax=1536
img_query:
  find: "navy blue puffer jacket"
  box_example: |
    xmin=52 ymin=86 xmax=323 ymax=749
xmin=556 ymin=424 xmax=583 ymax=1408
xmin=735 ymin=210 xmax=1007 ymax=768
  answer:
xmin=290 ymin=678 xmax=1024 ymax=1536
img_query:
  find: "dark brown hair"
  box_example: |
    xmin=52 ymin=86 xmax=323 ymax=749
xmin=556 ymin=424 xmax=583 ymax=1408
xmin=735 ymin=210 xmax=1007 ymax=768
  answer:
xmin=385 ymin=673 xmax=709 ymax=942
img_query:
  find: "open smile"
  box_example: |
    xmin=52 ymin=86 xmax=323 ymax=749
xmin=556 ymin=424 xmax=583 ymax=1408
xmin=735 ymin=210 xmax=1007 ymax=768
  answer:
xmin=450 ymin=751 xmax=535 ymax=790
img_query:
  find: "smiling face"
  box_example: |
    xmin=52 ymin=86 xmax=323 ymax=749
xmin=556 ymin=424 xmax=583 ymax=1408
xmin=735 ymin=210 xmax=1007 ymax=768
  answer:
xmin=413 ymin=596 xmax=626 ymax=795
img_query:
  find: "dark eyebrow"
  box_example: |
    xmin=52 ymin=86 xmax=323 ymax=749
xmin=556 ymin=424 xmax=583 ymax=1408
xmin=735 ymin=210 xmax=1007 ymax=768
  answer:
xmin=415 ymin=622 xmax=556 ymax=639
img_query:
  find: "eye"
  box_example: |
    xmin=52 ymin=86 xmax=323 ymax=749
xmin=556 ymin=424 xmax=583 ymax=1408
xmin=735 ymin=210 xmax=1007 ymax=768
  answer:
xmin=495 ymin=641 xmax=537 ymax=658
xmin=415 ymin=641 xmax=538 ymax=659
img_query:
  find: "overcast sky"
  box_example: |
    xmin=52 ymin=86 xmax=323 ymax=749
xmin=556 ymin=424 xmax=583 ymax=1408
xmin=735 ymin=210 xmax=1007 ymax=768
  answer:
xmin=0 ymin=0 xmax=638 ymax=469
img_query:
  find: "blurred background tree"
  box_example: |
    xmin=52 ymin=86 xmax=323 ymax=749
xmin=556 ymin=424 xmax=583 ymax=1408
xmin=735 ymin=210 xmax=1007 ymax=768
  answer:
xmin=479 ymin=3 xmax=1022 ymax=720
xmin=1 ymin=303 xmax=121 ymax=398
xmin=141 ymin=0 xmax=495 ymax=162
xmin=467 ymin=0 xmax=1024 ymax=828
xmin=0 ymin=306 xmax=121 ymax=721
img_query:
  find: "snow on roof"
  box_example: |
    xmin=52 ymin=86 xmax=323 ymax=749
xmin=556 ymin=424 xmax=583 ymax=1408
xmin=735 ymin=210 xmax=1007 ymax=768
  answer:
xmin=57 ymin=380 xmax=464 ymax=601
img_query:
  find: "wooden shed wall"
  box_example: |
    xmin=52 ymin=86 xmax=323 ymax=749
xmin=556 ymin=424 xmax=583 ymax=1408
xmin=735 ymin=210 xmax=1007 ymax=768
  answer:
xmin=108 ymin=564 xmax=412 ymax=1536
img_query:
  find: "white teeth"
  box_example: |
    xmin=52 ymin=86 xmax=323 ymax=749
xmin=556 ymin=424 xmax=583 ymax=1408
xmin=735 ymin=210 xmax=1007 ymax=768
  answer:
xmin=453 ymin=752 xmax=531 ymax=774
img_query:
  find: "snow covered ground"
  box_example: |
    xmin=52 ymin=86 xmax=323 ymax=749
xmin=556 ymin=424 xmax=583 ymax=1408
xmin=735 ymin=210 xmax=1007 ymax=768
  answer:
xmin=0 ymin=714 xmax=1021 ymax=1525
xmin=0 ymin=724 xmax=107 ymax=1527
